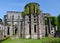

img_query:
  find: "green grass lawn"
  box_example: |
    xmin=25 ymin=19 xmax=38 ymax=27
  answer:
xmin=1 ymin=37 xmax=60 ymax=43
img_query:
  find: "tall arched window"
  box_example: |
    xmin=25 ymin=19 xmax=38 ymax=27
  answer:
xmin=34 ymin=25 xmax=36 ymax=33
xmin=7 ymin=27 xmax=10 ymax=35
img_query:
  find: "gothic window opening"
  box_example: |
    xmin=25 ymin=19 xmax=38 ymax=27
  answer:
xmin=34 ymin=14 xmax=37 ymax=18
xmin=7 ymin=27 xmax=10 ymax=35
xmin=52 ymin=32 xmax=53 ymax=33
xmin=15 ymin=26 xmax=18 ymax=35
xmin=34 ymin=14 xmax=37 ymax=22
xmin=34 ymin=15 xmax=36 ymax=18
xmin=29 ymin=24 xmax=31 ymax=35
xmin=29 ymin=19 xmax=31 ymax=21
xmin=34 ymin=19 xmax=36 ymax=21
xmin=34 ymin=25 xmax=36 ymax=33
xmin=29 ymin=15 xmax=31 ymax=22
xmin=29 ymin=15 xmax=31 ymax=18
xmin=45 ymin=27 xmax=48 ymax=37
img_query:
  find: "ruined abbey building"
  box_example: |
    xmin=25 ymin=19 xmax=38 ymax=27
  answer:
xmin=0 ymin=2 xmax=57 ymax=39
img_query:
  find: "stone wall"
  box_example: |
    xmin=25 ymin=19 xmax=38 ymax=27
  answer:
xmin=22 ymin=13 xmax=45 ymax=39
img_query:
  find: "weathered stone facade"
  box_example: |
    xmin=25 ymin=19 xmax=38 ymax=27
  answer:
xmin=4 ymin=11 xmax=45 ymax=39
xmin=2 ymin=2 xmax=57 ymax=39
xmin=0 ymin=24 xmax=4 ymax=39
xmin=22 ymin=13 xmax=45 ymax=39
xmin=5 ymin=11 xmax=22 ymax=37
xmin=43 ymin=13 xmax=57 ymax=37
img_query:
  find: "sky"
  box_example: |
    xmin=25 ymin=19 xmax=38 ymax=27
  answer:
xmin=0 ymin=0 xmax=60 ymax=19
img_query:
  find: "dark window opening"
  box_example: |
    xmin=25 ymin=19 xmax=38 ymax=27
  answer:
xmin=15 ymin=28 xmax=17 ymax=35
xmin=4 ymin=35 xmax=6 ymax=38
xmin=29 ymin=19 xmax=31 ymax=21
xmin=15 ymin=27 xmax=17 ymax=35
xmin=45 ymin=27 xmax=48 ymax=37
xmin=29 ymin=15 xmax=31 ymax=21
xmin=7 ymin=27 xmax=10 ymax=35
xmin=47 ymin=17 xmax=50 ymax=34
xmin=29 ymin=24 xmax=31 ymax=35
xmin=52 ymin=32 xmax=53 ymax=33
xmin=34 ymin=25 xmax=36 ymax=33
xmin=34 ymin=15 xmax=36 ymax=18
xmin=34 ymin=19 xmax=36 ymax=21
xmin=48 ymin=26 xmax=50 ymax=34
xmin=34 ymin=14 xmax=36 ymax=18
xmin=29 ymin=15 xmax=31 ymax=18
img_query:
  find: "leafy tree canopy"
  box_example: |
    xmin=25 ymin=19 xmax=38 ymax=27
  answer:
xmin=57 ymin=14 xmax=60 ymax=30
xmin=51 ymin=16 xmax=58 ymax=26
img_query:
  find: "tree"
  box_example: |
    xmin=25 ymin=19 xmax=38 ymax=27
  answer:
xmin=51 ymin=16 xmax=58 ymax=26
xmin=57 ymin=14 xmax=60 ymax=30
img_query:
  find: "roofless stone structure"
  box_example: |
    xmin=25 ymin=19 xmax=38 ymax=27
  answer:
xmin=0 ymin=2 xmax=57 ymax=39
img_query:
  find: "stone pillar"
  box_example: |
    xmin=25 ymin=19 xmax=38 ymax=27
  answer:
xmin=48 ymin=17 xmax=51 ymax=36
xmin=11 ymin=15 xmax=13 ymax=36
xmin=31 ymin=14 xmax=35 ymax=39
xmin=40 ymin=14 xmax=45 ymax=37
xmin=18 ymin=15 xmax=21 ymax=37
xmin=31 ymin=14 xmax=38 ymax=39
xmin=22 ymin=21 xmax=25 ymax=38
xmin=38 ymin=13 xmax=45 ymax=39
xmin=3 ymin=21 xmax=5 ymax=37
xmin=24 ymin=15 xmax=30 ymax=38
xmin=38 ymin=14 xmax=42 ymax=38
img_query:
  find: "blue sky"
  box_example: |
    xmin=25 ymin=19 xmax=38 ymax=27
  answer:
xmin=0 ymin=0 xmax=60 ymax=19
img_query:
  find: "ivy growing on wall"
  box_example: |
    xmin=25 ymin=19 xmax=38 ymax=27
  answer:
xmin=22 ymin=2 xmax=41 ymax=16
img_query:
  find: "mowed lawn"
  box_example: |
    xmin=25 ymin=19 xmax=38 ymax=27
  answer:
xmin=1 ymin=37 xmax=60 ymax=43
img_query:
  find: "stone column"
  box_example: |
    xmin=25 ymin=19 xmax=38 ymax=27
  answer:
xmin=11 ymin=15 xmax=14 ymax=36
xmin=41 ymin=14 xmax=45 ymax=37
xmin=17 ymin=15 xmax=21 ymax=37
xmin=31 ymin=14 xmax=38 ymax=39
xmin=31 ymin=14 xmax=34 ymax=39
xmin=22 ymin=20 xmax=25 ymax=38
xmin=24 ymin=15 xmax=30 ymax=38
xmin=38 ymin=14 xmax=42 ymax=38
xmin=48 ymin=17 xmax=51 ymax=36
xmin=38 ymin=13 xmax=45 ymax=39
xmin=3 ymin=21 xmax=5 ymax=38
